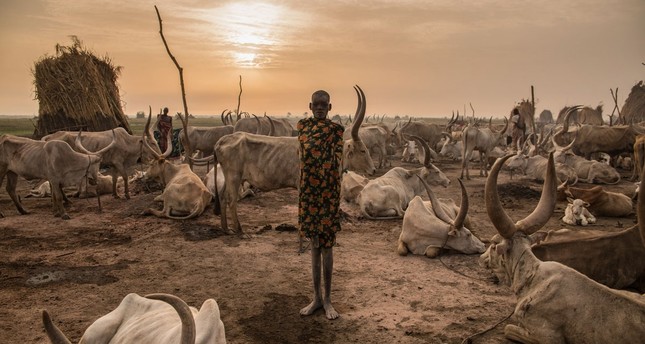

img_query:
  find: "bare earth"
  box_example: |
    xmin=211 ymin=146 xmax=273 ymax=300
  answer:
xmin=0 ymin=156 xmax=638 ymax=343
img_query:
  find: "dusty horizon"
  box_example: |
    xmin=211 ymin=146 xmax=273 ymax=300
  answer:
xmin=1 ymin=0 xmax=644 ymax=119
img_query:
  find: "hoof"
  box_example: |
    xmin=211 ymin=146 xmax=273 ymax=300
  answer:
xmin=62 ymin=214 xmax=71 ymax=220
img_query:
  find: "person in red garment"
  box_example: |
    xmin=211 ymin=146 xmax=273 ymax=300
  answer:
xmin=297 ymin=90 xmax=344 ymax=320
xmin=157 ymin=107 xmax=173 ymax=152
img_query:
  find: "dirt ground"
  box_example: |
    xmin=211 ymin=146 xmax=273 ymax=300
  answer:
xmin=0 ymin=155 xmax=639 ymax=343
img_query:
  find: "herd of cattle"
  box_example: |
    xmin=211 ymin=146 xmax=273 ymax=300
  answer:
xmin=2 ymin=91 xmax=645 ymax=342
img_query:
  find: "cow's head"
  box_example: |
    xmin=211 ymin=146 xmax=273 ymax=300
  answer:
xmin=343 ymin=85 xmax=376 ymax=176
xmin=479 ymin=152 xmax=558 ymax=285
xmin=439 ymin=133 xmax=459 ymax=159
xmin=418 ymin=176 xmax=484 ymax=254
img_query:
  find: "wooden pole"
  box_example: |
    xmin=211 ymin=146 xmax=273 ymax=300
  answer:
xmin=154 ymin=5 xmax=192 ymax=165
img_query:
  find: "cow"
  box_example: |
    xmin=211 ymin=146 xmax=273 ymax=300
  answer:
xmin=397 ymin=177 xmax=484 ymax=258
xmin=141 ymin=130 xmax=212 ymax=219
xmin=552 ymin=130 xmax=622 ymax=184
xmin=479 ymin=152 xmax=645 ymax=343
xmin=76 ymin=172 xmax=125 ymax=199
xmin=553 ymin=105 xmax=645 ymax=160
xmin=42 ymin=293 xmax=226 ymax=344
xmin=204 ymin=164 xmax=254 ymax=200
xmin=562 ymin=198 xmax=596 ymax=226
xmin=42 ymin=114 xmax=162 ymax=199
xmin=401 ymin=140 xmax=421 ymax=163
xmin=556 ymin=104 xmax=604 ymax=125
xmin=0 ymin=132 xmax=115 ymax=219
xmin=504 ymin=151 xmax=579 ymax=185
xmin=460 ymin=119 xmax=508 ymax=179
xmin=234 ymin=115 xmax=294 ymax=137
xmin=555 ymin=182 xmax=633 ymax=217
xmin=394 ymin=119 xmax=444 ymax=152
xmin=357 ymin=136 xmax=450 ymax=219
xmin=211 ymin=85 xmax=375 ymax=234
xmin=344 ymin=124 xmax=391 ymax=168
xmin=633 ymin=134 xmax=645 ymax=181
xmin=340 ymin=170 xmax=369 ymax=203
xmin=178 ymin=124 xmax=234 ymax=159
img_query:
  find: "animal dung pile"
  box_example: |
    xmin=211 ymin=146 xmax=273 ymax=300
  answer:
xmin=32 ymin=36 xmax=131 ymax=138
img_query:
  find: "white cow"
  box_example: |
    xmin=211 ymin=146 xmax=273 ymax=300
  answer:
xmin=204 ymin=165 xmax=254 ymax=200
xmin=398 ymin=178 xmax=485 ymax=258
xmin=141 ymin=132 xmax=212 ymax=220
xmin=42 ymin=293 xmax=226 ymax=344
xmin=357 ymin=136 xmax=450 ymax=219
xmin=340 ymin=170 xmax=369 ymax=203
xmin=562 ymin=198 xmax=596 ymax=226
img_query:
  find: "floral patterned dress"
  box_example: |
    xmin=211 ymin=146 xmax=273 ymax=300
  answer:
xmin=297 ymin=117 xmax=344 ymax=248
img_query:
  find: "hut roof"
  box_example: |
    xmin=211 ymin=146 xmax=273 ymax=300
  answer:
xmin=621 ymin=80 xmax=645 ymax=124
xmin=32 ymin=36 xmax=131 ymax=138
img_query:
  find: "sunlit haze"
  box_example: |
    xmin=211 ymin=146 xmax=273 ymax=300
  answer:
xmin=0 ymin=0 xmax=643 ymax=119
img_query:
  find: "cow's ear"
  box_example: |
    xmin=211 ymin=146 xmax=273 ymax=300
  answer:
xmin=448 ymin=228 xmax=457 ymax=236
xmin=584 ymin=201 xmax=590 ymax=207
xmin=566 ymin=197 xmax=574 ymax=203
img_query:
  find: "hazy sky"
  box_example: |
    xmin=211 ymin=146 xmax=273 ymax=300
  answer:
xmin=1 ymin=0 xmax=643 ymax=118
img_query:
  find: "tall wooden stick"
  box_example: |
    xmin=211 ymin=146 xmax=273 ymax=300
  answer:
xmin=154 ymin=5 xmax=192 ymax=164
xmin=236 ymin=75 xmax=243 ymax=121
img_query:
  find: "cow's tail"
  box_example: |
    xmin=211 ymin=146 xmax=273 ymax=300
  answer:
xmin=145 ymin=293 xmax=196 ymax=344
xmin=42 ymin=310 xmax=73 ymax=344
xmin=212 ymin=152 xmax=221 ymax=216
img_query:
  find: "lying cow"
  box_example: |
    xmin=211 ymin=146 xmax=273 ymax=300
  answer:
xmin=357 ymin=136 xmax=450 ymax=219
xmin=556 ymin=182 xmax=633 ymax=217
xmin=340 ymin=170 xmax=369 ymax=203
xmin=141 ymin=128 xmax=212 ymax=219
xmin=397 ymin=177 xmax=484 ymax=258
xmin=76 ymin=172 xmax=125 ymax=199
xmin=42 ymin=293 xmax=226 ymax=344
xmin=504 ymin=151 xmax=579 ymax=185
xmin=562 ymin=198 xmax=596 ymax=226
xmin=480 ymin=153 xmax=645 ymax=343
xmin=204 ymin=164 xmax=254 ymax=200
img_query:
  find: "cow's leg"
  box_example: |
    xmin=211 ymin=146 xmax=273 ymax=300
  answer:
xmin=461 ymin=150 xmax=472 ymax=180
xmin=61 ymin=183 xmax=71 ymax=204
xmin=481 ymin=152 xmax=488 ymax=177
xmin=504 ymin=324 xmax=540 ymax=344
xmin=6 ymin=172 xmax=29 ymax=214
xmin=50 ymin=180 xmax=70 ymax=219
xmin=120 ymin=169 xmax=130 ymax=199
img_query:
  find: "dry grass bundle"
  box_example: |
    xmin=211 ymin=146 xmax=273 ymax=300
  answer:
xmin=621 ymin=80 xmax=645 ymax=124
xmin=32 ymin=36 xmax=131 ymax=138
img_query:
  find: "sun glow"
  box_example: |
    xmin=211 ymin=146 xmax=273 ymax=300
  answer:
xmin=213 ymin=2 xmax=287 ymax=68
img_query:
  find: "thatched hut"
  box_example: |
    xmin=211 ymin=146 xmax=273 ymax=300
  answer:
xmin=32 ymin=37 xmax=131 ymax=138
xmin=621 ymin=80 xmax=645 ymax=124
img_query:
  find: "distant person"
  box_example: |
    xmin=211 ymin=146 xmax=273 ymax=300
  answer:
xmin=509 ymin=108 xmax=525 ymax=151
xmin=297 ymin=90 xmax=344 ymax=320
xmin=157 ymin=107 xmax=173 ymax=152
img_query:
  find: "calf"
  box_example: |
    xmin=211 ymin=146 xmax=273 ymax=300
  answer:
xmin=562 ymin=198 xmax=596 ymax=226
xmin=480 ymin=153 xmax=645 ymax=343
xmin=397 ymin=178 xmax=484 ymax=258
xmin=340 ymin=170 xmax=369 ymax=203
xmin=42 ymin=293 xmax=226 ymax=344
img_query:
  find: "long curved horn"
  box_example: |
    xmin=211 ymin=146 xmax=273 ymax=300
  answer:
xmin=252 ymin=114 xmax=262 ymax=135
xmin=42 ymin=310 xmax=73 ymax=344
xmin=142 ymin=114 xmax=163 ymax=159
xmin=145 ymin=294 xmax=196 ymax=344
xmin=561 ymin=105 xmax=583 ymax=135
xmin=516 ymin=152 xmax=557 ymax=234
xmin=75 ymin=129 xmax=117 ymax=156
xmin=417 ymin=175 xmax=452 ymax=224
xmin=351 ymin=85 xmax=366 ymax=141
xmin=552 ymin=126 xmax=578 ymax=152
xmin=453 ymin=178 xmax=469 ymax=230
xmin=410 ymin=135 xmax=433 ymax=167
xmin=442 ymin=132 xmax=453 ymax=142
xmin=220 ymin=109 xmax=228 ymax=125
xmin=485 ymin=154 xmax=519 ymax=238
xmin=267 ymin=115 xmax=275 ymax=136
